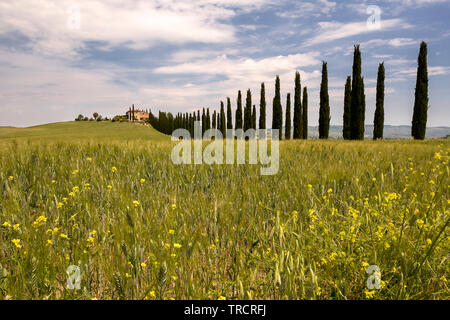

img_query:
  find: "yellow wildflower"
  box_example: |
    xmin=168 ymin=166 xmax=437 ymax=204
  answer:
xmin=32 ymin=216 xmax=47 ymax=228
xmin=12 ymin=239 xmax=22 ymax=248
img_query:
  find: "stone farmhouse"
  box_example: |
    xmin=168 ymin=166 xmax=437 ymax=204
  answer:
xmin=125 ymin=104 xmax=150 ymax=121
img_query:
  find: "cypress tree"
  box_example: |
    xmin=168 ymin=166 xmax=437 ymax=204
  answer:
xmin=319 ymin=61 xmax=330 ymax=139
xmin=206 ymin=108 xmax=211 ymax=131
xmin=226 ymin=97 xmax=233 ymax=130
xmin=220 ymin=101 xmax=226 ymax=134
xmin=202 ymin=108 xmax=206 ymax=135
xmin=212 ymin=110 xmax=217 ymax=129
xmin=360 ymin=77 xmax=366 ymax=139
xmin=373 ymin=63 xmax=385 ymax=140
xmin=252 ymin=105 xmax=257 ymax=130
xmin=259 ymin=83 xmax=266 ymax=130
xmin=343 ymin=76 xmax=352 ymax=140
xmin=235 ymin=91 xmax=243 ymax=130
xmin=293 ymin=71 xmax=302 ymax=139
xmin=412 ymin=41 xmax=428 ymax=140
xmin=302 ymin=87 xmax=308 ymax=139
xmin=350 ymin=45 xmax=365 ymax=140
xmin=272 ymin=76 xmax=283 ymax=138
xmin=244 ymin=89 xmax=252 ymax=132
xmin=285 ymin=93 xmax=291 ymax=139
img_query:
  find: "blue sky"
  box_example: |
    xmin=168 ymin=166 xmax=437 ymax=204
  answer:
xmin=0 ymin=0 xmax=449 ymax=127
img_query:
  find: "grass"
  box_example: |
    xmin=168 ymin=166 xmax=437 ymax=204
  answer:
xmin=0 ymin=121 xmax=448 ymax=300
xmin=0 ymin=121 xmax=169 ymax=142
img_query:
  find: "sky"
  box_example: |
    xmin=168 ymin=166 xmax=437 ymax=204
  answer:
xmin=0 ymin=0 xmax=449 ymax=128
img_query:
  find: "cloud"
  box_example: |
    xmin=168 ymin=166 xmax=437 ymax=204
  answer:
xmin=276 ymin=0 xmax=336 ymax=18
xmin=155 ymin=53 xmax=321 ymax=82
xmin=0 ymin=0 xmax=273 ymax=57
xmin=305 ymin=19 xmax=411 ymax=46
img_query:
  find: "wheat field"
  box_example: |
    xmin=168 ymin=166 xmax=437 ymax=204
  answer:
xmin=0 ymin=122 xmax=448 ymax=300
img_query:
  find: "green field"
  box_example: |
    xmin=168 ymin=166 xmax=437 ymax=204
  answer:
xmin=0 ymin=122 xmax=448 ymax=300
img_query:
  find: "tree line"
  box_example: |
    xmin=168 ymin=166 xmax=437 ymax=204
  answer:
xmin=146 ymin=42 xmax=429 ymax=140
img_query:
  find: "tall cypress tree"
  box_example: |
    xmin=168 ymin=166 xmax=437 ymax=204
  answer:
xmin=226 ymin=97 xmax=233 ymax=130
xmin=206 ymin=108 xmax=211 ymax=131
xmin=272 ymin=76 xmax=283 ymax=138
xmin=319 ymin=61 xmax=330 ymax=139
xmin=302 ymin=87 xmax=308 ymax=139
xmin=293 ymin=71 xmax=302 ymax=139
xmin=343 ymin=76 xmax=352 ymax=140
xmin=259 ymin=83 xmax=266 ymax=130
xmin=244 ymin=89 xmax=252 ymax=132
xmin=202 ymin=108 xmax=206 ymax=135
xmin=412 ymin=41 xmax=428 ymax=140
xmin=252 ymin=105 xmax=257 ymax=129
xmin=220 ymin=101 xmax=226 ymax=134
xmin=350 ymin=45 xmax=365 ymax=140
xmin=212 ymin=110 xmax=217 ymax=129
xmin=373 ymin=63 xmax=385 ymax=140
xmin=235 ymin=90 xmax=243 ymax=130
xmin=285 ymin=93 xmax=291 ymax=139
xmin=361 ymin=78 xmax=366 ymax=139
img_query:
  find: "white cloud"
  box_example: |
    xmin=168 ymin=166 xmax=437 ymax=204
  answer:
xmin=305 ymin=19 xmax=411 ymax=46
xmin=0 ymin=0 xmax=273 ymax=58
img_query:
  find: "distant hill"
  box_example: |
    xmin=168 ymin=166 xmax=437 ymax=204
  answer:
xmin=305 ymin=125 xmax=450 ymax=139
xmin=0 ymin=121 xmax=169 ymax=142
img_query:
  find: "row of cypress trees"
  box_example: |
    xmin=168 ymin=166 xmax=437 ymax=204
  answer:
xmin=148 ymin=42 xmax=428 ymax=140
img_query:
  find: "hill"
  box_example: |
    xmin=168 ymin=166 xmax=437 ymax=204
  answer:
xmin=0 ymin=121 xmax=169 ymax=142
xmin=305 ymin=125 xmax=450 ymax=139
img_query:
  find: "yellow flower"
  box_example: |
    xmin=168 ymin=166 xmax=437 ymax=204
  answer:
xmin=57 ymin=202 xmax=64 ymax=209
xmin=12 ymin=239 xmax=22 ymax=248
xmin=13 ymin=224 xmax=20 ymax=230
xmin=8 ymin=176 xmax=14 ymax=181
xmin=51 ymin=180 xmax=56 ymax=184
xmin=111 ymin=166 xmax=117 ymax=173
xmin=60 ymin=233 xmax=69 ymax=239
xmin=107 ymin=185 xmax=113 ymax=190
xmin=46 ymin=239 xmax=53 ymax=246
xmin=125 ymin=273 xmax=132 ymax=279
xmin=133 ymin=200 xmax=140 ymax=207
xmin=384 ymin=242 xmax=391 ymax=249
xmin=141 ymin=263 xmax=147 ymax=268
xmin=140 ymin=178 xmax=146 ymax=184
xmin=168 ymin=229 xmax=175 ymax=235
xmin=416 ymin=219 xmax=424 ymax=228
xmin=217 ymin=296 xmax=226 ymax=300
xmin=372 ymin=177 xmax=377 ymax=182
xmin=307 ymin=184 xmax=313 ymax=189
xmin=172 ymin=204 xmax=177 ymax=210
xmin=2 ymin=221 xmax=11 ymax=227
xmin=364 ymin=289 xmax=376 ymax=299
xmin=173 ymin=243 xmax=182 ymax=249
xmin=32 ymin=216 xmax=47 ymax=228
xmin=426 ymin=238 xmax=432 ymax=245
xmin=72 ymin=169 xmax=79 ymax=175
xmin=86 ymin=157 xmax=92 ymax=161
